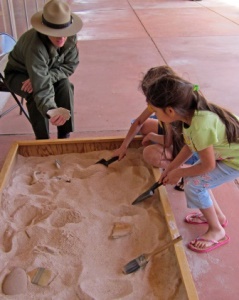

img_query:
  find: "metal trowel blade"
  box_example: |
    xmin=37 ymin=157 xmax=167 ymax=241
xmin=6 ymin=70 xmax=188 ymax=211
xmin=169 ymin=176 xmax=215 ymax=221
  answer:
xmin=132 ymin=190 xmax=154 ymax=205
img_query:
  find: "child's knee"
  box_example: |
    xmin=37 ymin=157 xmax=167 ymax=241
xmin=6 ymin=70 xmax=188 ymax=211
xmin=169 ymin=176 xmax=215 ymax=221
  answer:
xmin=143 ymin=145 xmax=162 ymax=167
xmin=140 ymin=119 xmax=158 ymax=135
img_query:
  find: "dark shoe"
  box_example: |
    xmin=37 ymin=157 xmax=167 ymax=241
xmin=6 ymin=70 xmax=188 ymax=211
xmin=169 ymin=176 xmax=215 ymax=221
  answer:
xmin=57 ymin=132 xmax=70 ymax=139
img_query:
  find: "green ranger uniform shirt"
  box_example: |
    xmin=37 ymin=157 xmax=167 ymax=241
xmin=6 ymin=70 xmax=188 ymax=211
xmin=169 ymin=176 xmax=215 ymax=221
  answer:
xmin=4 ymin=28 xmax=79 ymax=117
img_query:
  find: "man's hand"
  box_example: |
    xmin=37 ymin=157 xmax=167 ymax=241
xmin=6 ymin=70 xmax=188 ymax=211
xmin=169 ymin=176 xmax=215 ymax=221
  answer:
xmin=50 ymin=115 xmax=66 ymax=126
xmin=47 ymin=107 xmax=71 ymax=127
xmin=21 ymin=79 xmax=33 ymax=93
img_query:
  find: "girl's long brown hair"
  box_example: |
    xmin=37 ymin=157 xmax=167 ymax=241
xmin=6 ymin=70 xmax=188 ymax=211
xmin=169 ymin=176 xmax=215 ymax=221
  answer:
xmin=141 ymin=66 xmax=239 ymax=144
xmin=140 ymin=66 xmax=185 ymax=158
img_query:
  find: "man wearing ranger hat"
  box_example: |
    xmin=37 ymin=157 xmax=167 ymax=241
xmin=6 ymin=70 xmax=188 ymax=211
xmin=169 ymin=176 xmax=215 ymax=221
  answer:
xmin=4 ymin=0 xmax=83 ymax=139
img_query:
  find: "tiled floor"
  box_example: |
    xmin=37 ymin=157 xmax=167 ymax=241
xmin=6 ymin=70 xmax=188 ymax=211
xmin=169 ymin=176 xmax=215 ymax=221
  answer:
xmin=1 ymin=0 xmax=239 ymax=299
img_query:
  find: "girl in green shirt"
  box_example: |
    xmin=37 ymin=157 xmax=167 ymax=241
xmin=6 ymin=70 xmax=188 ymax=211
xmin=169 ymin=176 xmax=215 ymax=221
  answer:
xmin=141 ymin=65 xmax=239 ymax=253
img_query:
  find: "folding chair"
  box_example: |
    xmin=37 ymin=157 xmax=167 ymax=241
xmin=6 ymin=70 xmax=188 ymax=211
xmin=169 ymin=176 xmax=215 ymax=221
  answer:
xmin=0 ymin=32 xmax=30 ymax=122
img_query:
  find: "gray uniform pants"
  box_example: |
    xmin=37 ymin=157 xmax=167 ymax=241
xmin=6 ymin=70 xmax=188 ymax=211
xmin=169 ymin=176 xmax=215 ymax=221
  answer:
xmin=5 ymin=73 xmax=74 ymax=139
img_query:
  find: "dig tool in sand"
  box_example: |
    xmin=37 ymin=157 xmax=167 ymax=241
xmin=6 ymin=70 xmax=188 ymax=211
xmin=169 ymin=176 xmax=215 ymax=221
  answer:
xmin=132 ymin=181 xmax=163 ymax=205
xmin=123 ymin=236 xmax=182 ymax=274
xmin=95 ymin=156 xmax=119 ymax=167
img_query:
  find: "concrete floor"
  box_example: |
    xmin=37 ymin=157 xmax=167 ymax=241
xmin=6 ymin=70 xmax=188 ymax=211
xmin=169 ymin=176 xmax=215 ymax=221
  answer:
xmin=1 ymin=0 xmax=239 ymax=299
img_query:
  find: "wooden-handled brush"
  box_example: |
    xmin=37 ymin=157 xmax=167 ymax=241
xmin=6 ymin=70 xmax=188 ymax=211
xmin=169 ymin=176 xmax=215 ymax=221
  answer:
xmin=123 ymin=235 xmax=182 ymax=274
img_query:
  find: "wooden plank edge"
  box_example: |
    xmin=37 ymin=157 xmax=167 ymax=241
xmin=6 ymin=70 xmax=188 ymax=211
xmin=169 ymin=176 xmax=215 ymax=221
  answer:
xmin=14 ymin=135 xmax=142 ymax=146
xmin=0 ymin=142 xmax=19 ymax=194
xmin=0 ymin=136 xmax=143 ymax=191
xmin=14 ymin=136 xmax=143 ymax=157
xmin=152 ymin=168 xmax=198 ymax=300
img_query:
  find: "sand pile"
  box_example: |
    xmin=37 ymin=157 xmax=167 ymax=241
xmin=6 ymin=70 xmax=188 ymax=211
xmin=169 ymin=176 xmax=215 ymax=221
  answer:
xmin=0 ymin=149 xmax=186 ymax=299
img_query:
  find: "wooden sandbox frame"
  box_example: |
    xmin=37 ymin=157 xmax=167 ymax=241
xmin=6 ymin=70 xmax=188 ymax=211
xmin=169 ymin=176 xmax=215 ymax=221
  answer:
xmin=0 ymin=136 xmax=198 ymax=299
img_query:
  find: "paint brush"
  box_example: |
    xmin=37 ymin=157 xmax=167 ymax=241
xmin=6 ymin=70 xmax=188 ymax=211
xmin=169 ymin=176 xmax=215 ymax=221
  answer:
xmin=27 ymin=267 xmax=52 ymax=286
xmin=123 ymin=235 xmax=182 ymax=274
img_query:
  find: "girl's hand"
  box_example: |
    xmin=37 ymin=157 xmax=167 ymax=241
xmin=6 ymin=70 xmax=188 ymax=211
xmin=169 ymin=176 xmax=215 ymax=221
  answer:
xmin=163 ymin=169 xmax=182 ymax=185
xmin=21 ymin=79 xmax=33 ymax=93
xmin=159 ymin=168 xmax=168 ymax=183
xmin=112 ymin=147 xmax=126 ymax=160
xmin=142 ymin=134 xmax=151 ymax=146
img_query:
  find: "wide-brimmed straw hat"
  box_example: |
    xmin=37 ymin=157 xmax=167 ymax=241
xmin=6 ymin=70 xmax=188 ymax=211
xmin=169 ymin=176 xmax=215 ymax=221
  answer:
xmin=31 ymin=0 xmax=83 ymax=37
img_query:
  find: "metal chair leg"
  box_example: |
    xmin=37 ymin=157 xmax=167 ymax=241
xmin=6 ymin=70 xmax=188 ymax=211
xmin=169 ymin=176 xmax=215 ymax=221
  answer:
xmin=19 ymin=97 xmax=24 ymax=115
xmin=0 ymin=72 xmax=30 ymax=122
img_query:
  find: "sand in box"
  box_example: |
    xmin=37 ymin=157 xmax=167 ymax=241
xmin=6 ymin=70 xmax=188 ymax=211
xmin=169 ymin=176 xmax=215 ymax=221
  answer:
xmin=0 ymin=149 xmax=186 ymax=299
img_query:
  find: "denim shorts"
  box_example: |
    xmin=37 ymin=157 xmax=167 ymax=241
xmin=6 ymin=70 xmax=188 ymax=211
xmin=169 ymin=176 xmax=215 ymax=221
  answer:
xmin=184 ymin=161 xmax=239 ymax=209
xmin=148 ymin=114 xmax=165 ymax=135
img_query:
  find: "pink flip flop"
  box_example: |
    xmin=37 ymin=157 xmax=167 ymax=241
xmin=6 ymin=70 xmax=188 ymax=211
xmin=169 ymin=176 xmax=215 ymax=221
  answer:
xmin=188 ymin=235 xmax=230 ymax=253
xmin=185 ymin=212 xmax=228 ymax=227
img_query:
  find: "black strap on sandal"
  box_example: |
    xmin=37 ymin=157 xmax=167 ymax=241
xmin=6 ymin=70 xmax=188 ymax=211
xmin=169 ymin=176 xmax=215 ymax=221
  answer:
xmin=174 ymin=178 xmax=184 ymax=192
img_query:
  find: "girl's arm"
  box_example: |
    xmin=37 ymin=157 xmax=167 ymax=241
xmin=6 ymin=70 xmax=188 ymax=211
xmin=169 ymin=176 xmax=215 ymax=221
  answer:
xmin=162 ymin=145 xmax=215 ymax=185
xmin=142 ymin=132 xmax=165 ymax=146
xmin=113 ymin=108 xmax=152 ymax=159
xmin=142 ymin=123 xmax=172 ymax=147
xmin=166 ymin=144 xmax=192 ymax=171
